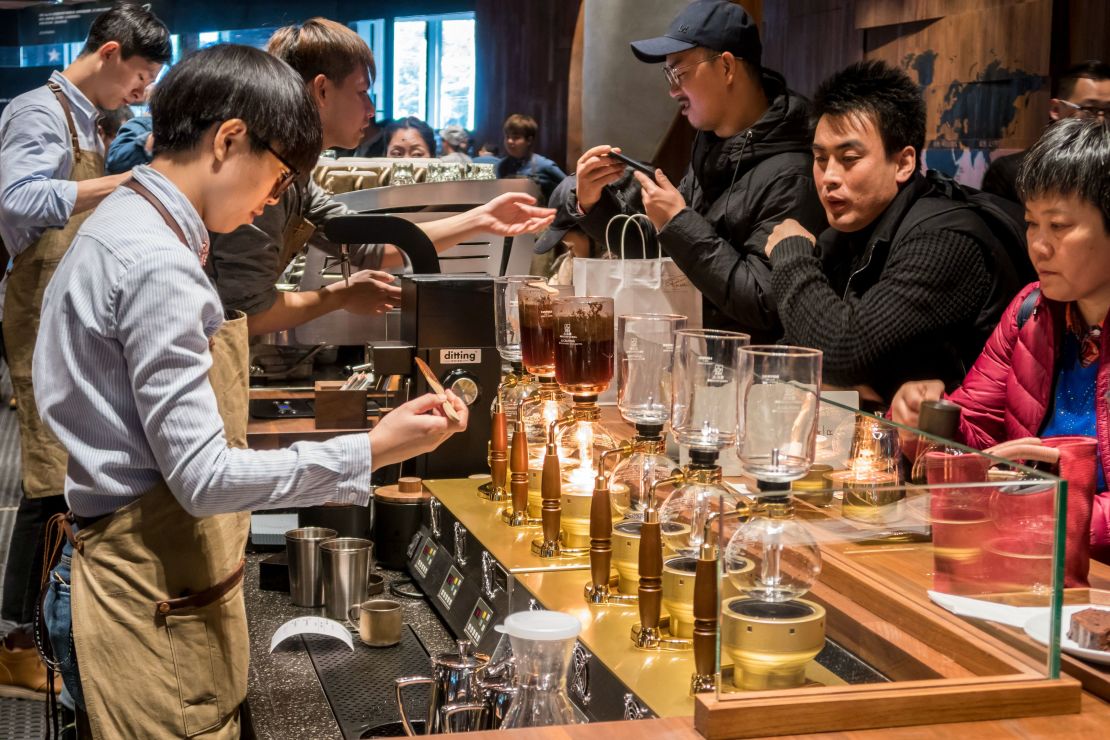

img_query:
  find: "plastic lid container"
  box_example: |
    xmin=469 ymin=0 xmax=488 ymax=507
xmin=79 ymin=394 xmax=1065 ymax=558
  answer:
xmin=495 ymin=610 xmax=581 ymax=641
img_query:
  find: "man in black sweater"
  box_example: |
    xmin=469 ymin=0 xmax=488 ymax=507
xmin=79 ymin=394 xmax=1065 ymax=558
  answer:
xmin=551 ymin=0 xmax=825 ymax=343
xmin=765 ymin=61 xmax=1024 ymax=405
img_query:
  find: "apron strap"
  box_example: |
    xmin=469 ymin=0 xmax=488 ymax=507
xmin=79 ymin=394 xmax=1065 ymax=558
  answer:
xmin=124 ymin=178 xmax=189 ymax=246
xmin=155 ymin=558 xmax=246 ymax=616
xmin=46 ymin=81 xmax=82 ymax=165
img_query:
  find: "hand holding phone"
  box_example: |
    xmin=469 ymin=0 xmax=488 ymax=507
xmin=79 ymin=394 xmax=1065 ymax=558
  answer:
xmin=606 ymin=150 xmax=657 ymax=177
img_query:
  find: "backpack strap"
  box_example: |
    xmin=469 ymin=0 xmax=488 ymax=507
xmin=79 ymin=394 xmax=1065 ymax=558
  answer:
xmin=1016 ymin=288 xmax=1040 ymax=330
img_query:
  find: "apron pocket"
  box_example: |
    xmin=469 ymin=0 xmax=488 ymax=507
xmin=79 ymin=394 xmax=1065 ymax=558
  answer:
xmin=165 ymin=612 xmax=222 ymax=736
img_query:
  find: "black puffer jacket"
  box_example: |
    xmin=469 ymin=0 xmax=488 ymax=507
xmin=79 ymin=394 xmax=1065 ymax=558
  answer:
xmin=570 ymin=71 xmax=826 ymax=342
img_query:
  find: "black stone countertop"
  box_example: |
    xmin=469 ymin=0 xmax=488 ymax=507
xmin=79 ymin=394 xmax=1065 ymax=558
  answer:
xmin=242 ymin=551 xmax=454 ymax=740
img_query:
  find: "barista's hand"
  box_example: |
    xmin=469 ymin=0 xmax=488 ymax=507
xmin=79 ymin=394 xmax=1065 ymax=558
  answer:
xmin=634 ymin=169 xmax=686 ymax=230
xmin=890 ymin=379 xmax=947 ymax=430
xmin=331 ymin=270 xmax=402 ymax=315
xmin=575 ymin=145 xmax=626 ymax=213
xmin=765 ymin=219 xmax=816 ymax=257
xmin=369 ymin=391 xmax=469 ymax=470
xmin=477 ymin=192 xmax=556 ymax=236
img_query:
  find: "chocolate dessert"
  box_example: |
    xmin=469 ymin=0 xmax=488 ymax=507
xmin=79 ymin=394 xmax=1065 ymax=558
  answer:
xmin=1067 ymin=608 xmax=1110 ymax=651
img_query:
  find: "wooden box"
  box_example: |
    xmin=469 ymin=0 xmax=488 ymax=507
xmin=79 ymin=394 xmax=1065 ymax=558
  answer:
xmin=314 ymin=381 xmax=369 ymax=430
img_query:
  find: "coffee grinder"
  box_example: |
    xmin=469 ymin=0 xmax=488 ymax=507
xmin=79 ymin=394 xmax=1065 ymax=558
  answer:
xmin=721 ymin=346 xmax=826 ymax=691
xmin=399 ymin=275 xmax=504 ymax=479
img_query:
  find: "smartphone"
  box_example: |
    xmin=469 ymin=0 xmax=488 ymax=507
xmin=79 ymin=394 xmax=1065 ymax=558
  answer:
xmin=606 ymin=150 xmax=657 ymax=177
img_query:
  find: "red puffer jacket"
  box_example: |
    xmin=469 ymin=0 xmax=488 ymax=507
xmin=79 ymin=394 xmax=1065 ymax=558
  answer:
xmin=947 ymin=283 xmax=1110 ymax=560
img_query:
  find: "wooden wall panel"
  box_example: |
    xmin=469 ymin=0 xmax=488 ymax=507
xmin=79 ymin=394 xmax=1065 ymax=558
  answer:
xmin=863 ymin=0 xmax=1052 ymax=184
xmin=474 ymin=0 xmax=580 ymax=172
xmin=761 ymin=0 xmax=863 ymax=97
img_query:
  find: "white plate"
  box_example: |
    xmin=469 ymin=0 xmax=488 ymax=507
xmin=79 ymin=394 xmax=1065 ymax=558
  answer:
xmin=1023 ymin=605 xmax=1110 ymax=666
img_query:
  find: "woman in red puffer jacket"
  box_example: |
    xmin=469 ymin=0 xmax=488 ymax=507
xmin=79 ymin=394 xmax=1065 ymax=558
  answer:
xmin=892 ymin=117 xmax=1110 ymax=562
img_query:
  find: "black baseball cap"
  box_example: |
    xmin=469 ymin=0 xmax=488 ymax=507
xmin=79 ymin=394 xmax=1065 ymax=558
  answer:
xmin=630 ymin=0 xmax=762 ymax=66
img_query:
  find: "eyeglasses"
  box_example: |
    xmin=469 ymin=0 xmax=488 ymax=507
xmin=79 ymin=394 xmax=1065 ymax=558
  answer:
xmin=1057 ymin=99 xmax=1110 ymax=119
xmin=663 ymin=54 xmax=721 ymax=90
xmin=257 ymin=139 xmax=299 ymax=201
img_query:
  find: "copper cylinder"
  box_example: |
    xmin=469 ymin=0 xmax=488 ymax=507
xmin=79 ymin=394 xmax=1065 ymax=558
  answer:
xmin=638 ymin=508 xmax=663 ymax=631
xmin=509 ymin=418 xmax=529 ymax=515
xmin=540 ymin=437 xmax=562 ymax=546
xmin=692 ymin=546 xmax=717 ymax=687
xmin=489 ymin=408 xmax=508 ymax=491
xmin=589 ymin=474 xmax=613 ymax=592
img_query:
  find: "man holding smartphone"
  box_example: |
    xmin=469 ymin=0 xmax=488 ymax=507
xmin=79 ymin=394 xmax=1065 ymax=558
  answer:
xmin=556 ymin=0 xmax=825 ymax=342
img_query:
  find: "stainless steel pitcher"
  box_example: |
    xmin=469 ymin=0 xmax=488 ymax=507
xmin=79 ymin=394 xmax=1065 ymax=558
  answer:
xmin=395 ymin=640 xmax=490 ymax=735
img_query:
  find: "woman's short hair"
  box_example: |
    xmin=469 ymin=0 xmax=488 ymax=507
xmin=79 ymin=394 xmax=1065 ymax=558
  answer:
xmin=267 ymin=17 xmax=376 ymax=86
xmin=1017 ymin=117 xmax=1110 ymax=232
xmin=383 ymin=117 xmax=436 ymax=154
xmin=150 ymin=44 xmax=323 ymax=175
xmin=502 ymin=114 xmax=538 ymax=141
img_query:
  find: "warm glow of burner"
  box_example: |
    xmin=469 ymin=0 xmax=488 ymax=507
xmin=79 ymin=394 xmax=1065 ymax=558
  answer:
xmin=542 ymin=400 xmax=560 ymax=426
xmin=851 ymin=449 xmax=875 ymax=479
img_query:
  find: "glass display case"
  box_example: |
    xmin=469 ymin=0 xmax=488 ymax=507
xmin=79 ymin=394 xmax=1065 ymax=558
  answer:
xmin=705 ymin=394 xmax=1072 ymax=738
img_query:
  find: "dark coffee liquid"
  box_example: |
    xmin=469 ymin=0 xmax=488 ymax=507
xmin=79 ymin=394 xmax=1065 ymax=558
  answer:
xmin=520 ymin=301 xmax=556 ymax=372
xmin=556 ymin=338 xmax=614 ymax=388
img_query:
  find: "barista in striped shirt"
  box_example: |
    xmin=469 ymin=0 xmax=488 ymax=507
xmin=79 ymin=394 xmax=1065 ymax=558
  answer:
xmin=33 ymin=44 xmax=468 ymax=738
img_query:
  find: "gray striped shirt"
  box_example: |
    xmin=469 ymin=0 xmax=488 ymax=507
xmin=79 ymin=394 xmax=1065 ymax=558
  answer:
xmin=33 ymin=165 xmax=372 ymax=518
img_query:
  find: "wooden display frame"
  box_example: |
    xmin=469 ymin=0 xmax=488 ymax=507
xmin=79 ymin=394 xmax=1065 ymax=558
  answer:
xmin=695 ymin=545 xmax=1082 ymax=738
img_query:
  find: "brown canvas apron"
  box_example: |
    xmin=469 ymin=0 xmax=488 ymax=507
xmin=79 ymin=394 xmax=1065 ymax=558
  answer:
xmin=68 ymin=179 xmax=251 ymax=739
xmin=2 ymin=82 xmax=104 ymax=499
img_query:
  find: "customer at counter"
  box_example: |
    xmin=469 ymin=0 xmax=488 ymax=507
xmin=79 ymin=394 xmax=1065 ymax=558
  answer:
xmin=0 ymin=1 xmax=170 ymax=701
xmin=564 ymin=0 xmax=825 ymax=342
xmin=765 ymin=60 xmax=1026 ymax=404
xmin=33 ymin=44 xmax=470 ymax=738
xmin=982 ymin=60 xmax=1110 ymax=205
xmin=385 ymin=116 xmax=436 ymax=158
xmin=439 ymin=123 xmax=473 ymax=164
xmin=208 ymin=18 xmax=554 ymax=335
xmin=497 ymin=113 xmax=566 ymax=200
xmin=892 ymin=117 xmax=1110 ymax=560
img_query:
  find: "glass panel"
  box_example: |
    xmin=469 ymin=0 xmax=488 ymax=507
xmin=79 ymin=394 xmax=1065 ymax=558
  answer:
xmin=352 ymin=19 xmax=385 ymax=118
xmin=713 ymin=396 xmax=1066 ymax=702
xmin=437 ymin=17 xmax=475 ymax=129
xmin=392 ymin=19 xmax=428 ymax=121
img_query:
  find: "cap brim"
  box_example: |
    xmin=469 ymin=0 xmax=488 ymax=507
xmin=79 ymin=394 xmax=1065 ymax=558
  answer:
xmin=630 ymin=35 xmax=697 ymax=63
xmin=533 ymin=224 xmax=572 ymax=254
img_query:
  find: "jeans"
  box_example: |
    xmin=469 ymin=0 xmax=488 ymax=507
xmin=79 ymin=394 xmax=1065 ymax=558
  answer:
xmin=43 ymin=540 xmax=84 ymax=710
xmin=1 ymin=492 xmax=68 ymax=628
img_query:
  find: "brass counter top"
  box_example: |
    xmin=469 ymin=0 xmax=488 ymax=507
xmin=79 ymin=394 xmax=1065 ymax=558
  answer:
xmin=424 ymin=478 xmax=590 ymax=573
xmin=514 ymin=567 xmax=845 ymax=718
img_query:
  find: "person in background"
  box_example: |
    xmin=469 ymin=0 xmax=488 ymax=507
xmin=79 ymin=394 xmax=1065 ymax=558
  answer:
xmin=97 ymin=103 xmax=133 ymax=150
xmin=497 ymin=113 xmax=566 ymax=200
xmin=207 ymin=19 xmax=553 ymax=336
xmin=385 ymin=116 xmax=435 ymax=158
xmin=764 ymin=60 xmax=1026 ymax=406
xmin=0 ymin=0 xmax=170 ymax=703
xmin=982 ymin=60 xmax=1110 ymax=204
xmin=105 ymin=81 xmax=153 ymax=174
xmin=332 ymin=117 xmax=385 ymax=158
xmin=439 ymin=124 xmax=472 ymax=164
xmin=892 ymin=117 xmax=1110 ymax=561
xmin=563 ymin=0 xmax=825 ymax=342
xmin=474 ymin=141 xmax=500 ymax=164
xmin=34 ymin=44 xmax=470 ymax=737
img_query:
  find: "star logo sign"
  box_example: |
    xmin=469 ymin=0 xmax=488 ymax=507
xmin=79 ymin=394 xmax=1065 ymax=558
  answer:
xmin=47 ymin=48 xmax=61 ymax=63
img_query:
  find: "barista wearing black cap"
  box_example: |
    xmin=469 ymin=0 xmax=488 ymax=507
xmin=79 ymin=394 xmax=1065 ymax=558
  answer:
xmin=556 ymin=0 xmax=825 ymax=342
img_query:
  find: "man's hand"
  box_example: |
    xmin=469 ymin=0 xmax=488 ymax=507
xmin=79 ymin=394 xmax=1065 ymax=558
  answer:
xmin=890 ymin=379 xmax=947 ymax=430
xmin=575 ymin=145 xmax=626 ymax=213
xmin=330 ymin=269 xmax=402 ymax=315
xmin=765 ymin=219 xmax=816 ymax=258
xmin=633 ymin=169 xmax=686 ymax=231
xmin=477 ymin=192 xmax=555 ymax=236
xmin=369 ymin=391 xmax=469 ymax=470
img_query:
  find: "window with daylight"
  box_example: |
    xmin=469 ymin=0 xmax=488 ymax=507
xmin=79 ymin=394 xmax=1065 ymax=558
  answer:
xmin=390 ymin=12 xmax=476 ymax=130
